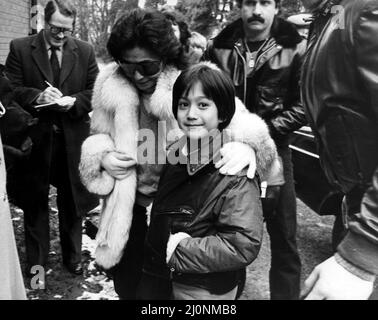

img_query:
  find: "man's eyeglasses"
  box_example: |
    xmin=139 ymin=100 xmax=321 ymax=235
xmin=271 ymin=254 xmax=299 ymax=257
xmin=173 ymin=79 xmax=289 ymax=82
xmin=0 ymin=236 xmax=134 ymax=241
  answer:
xmin=117 ymin=60 xmax=162 ymax=77
xmin=48 ymin=23 xmax=73 ymax=36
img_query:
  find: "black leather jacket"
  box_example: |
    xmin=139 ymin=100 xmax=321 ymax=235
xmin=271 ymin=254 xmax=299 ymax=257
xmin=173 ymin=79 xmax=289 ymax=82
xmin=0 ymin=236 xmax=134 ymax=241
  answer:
xmin=143 ymin=135 xmax=263 ymax=295
xmin=302 ymin=0 xmax=378 ymax=274
xmin=205 ymin=18 xmax=307 ymax=146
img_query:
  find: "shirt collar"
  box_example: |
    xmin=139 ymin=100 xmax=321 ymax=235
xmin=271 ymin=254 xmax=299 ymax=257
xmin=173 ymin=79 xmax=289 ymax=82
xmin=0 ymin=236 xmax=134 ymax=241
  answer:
xmin=43 ymin=30 xmax=63 ymax=52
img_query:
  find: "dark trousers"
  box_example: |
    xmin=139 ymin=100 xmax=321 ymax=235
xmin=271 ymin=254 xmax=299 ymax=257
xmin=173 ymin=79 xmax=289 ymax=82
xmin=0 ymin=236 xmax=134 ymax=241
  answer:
xmin=137 ymin=273 xmax=172 ymax=300
xmin=112 ymin=204 xmax=148 ymax=300
xmin=265 ymin=146 xmax=301 ymax=300
xmin=23 ymin=131 xmax=82 ymax=270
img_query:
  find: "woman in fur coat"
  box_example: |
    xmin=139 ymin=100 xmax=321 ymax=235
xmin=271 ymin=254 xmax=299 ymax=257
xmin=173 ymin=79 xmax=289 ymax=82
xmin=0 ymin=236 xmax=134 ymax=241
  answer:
xmin=80 ymin=8 xmax=279 ymax=299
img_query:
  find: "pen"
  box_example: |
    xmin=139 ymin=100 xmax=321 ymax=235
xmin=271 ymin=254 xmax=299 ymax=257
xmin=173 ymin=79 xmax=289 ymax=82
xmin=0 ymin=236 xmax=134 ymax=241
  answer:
xmin=44 ymin=80 xmax=54 ymax=88
xmin=44 ymin=80 xmax=63 ymax=99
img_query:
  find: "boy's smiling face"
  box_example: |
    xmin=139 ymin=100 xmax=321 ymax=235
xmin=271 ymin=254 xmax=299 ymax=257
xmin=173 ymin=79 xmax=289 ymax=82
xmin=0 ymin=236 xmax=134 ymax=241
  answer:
xmin=177 ymin=82 xmax=222 ymax=140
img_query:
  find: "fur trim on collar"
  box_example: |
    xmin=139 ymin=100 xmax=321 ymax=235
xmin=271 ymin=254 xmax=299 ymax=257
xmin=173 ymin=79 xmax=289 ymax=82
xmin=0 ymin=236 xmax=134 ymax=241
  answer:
xmin=145 ymin=65 xmax=181 ymax=121
xmin=92 ymin=63 xmax=180 ymax=123
xmin=213 ymin=17 xmax=302 ymax=49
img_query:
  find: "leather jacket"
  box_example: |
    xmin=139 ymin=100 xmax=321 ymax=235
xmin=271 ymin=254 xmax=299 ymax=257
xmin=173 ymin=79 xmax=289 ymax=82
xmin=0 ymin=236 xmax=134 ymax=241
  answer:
xmin=302 ymin=0 xmax=378 ymax=275
xmin=143 ymin=134 xmax=263 ymax=294
xmin=205 ymin=17 xmax=307 ymax=146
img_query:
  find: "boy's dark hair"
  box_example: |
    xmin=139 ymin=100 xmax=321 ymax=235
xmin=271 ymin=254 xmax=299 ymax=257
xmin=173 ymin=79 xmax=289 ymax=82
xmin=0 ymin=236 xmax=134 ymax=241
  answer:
xmin=107 ymin=9 xmax=186 ymax=69
xmin=172 ymin=63 xmax=236 ymax=131
xmin=236 ymin=0 xmax=281 ymax=7
xmin=45 ymin=0 xmax=76 ymax=24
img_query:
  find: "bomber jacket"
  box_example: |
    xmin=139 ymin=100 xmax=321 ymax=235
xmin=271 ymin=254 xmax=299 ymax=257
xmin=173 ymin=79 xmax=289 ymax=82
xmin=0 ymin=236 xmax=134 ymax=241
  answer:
xmin=205 ymin=17 xmax=307 ymax=146
xmin=143 ymin=132 xmax=263 ymax=294
xmin=302 ymin=0 xmax=378 ymax=275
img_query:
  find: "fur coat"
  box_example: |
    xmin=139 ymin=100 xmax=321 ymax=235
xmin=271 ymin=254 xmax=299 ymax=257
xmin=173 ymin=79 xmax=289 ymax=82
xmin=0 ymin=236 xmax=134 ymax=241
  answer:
xmin=80 ymin=62 xmax=278 ymax=269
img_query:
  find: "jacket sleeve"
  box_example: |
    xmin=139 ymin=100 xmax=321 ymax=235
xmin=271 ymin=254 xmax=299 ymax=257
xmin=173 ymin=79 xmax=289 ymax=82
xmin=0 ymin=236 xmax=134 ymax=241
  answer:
xmin=79 ymin=107 xmax=116 ymax=196
xmin=79 ymin=132 xmax=116 ymax=196
xmin=68 ymin=46 xmax=99 ymax=120
xmin=168 ymin=177 xmax=263 ymax=274
xmin=337 ymin=3 xmax=378 ymax=276
xmin=79 ymin=68 xmax=117 ymax=196
xmin=268 ymin=40 xmax=308 ymax=139
xmin=227 ymin=98 xmax=279 ymax=180
xmin=5 ymin=40 xmax=42 ymax=112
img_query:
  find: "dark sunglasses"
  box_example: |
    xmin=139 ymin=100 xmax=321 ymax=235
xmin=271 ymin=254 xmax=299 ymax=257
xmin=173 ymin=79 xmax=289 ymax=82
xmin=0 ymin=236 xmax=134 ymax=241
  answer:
xmin=118 ymin=60 xmax=162 ymax=77
xmin=48 ymin=23 xmax=73 ymax=36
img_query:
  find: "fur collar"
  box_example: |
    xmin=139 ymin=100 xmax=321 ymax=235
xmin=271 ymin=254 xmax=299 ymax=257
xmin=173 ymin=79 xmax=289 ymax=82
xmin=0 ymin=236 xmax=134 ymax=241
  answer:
xmin=213 ymin=17 xmax=302 ymax=49
xmin=92 ymin=62 xmax=181 ymax=123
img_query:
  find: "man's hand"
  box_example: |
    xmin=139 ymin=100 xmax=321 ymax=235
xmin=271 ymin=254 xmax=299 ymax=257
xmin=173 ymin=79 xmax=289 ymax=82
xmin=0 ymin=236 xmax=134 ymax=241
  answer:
xmin=101 ymin=151 xmax=137 ymax=180
xmin=36 ymin=86 xmax=63 ymax=104
xmin=301 ymin=256 xmax=374 ymax=300
xmin=49 ymin=96 xmax=77 ymax=112
xmin=215 ymin=142 xmax=256 ymax=179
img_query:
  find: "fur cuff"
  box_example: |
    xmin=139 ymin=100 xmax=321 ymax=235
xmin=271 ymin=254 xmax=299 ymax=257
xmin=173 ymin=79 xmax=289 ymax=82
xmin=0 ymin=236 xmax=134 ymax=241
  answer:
xmin=228 ymin=99 xmax=279 ymax=179
xmin=95 ymin=171 xmax=137 ymax=269
xmin=80 ymin=134 xmax=115 ymax=196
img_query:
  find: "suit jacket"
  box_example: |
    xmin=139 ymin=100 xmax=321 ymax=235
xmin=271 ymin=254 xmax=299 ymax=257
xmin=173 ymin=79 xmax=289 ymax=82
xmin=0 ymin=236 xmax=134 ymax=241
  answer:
xmin=5 ymin=30 xmax=99 ymax=215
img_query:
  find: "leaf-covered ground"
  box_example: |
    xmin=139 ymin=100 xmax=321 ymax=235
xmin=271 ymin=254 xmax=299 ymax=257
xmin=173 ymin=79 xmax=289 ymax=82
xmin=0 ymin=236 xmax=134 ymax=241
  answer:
xmin=10 ymin=188 xmax=117 ymax=300
xmin=10 ymin=188 xmax=378 ymax=300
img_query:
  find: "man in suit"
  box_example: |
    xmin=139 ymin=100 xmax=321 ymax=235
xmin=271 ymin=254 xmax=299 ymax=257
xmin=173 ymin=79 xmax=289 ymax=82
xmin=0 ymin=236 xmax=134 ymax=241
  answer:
xmin=5 ymin=0 xmax=99 ymax=276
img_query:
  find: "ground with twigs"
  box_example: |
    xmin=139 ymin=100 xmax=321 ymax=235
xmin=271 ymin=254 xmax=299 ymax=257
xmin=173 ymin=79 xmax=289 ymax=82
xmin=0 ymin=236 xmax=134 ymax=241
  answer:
xmin=10 ymin=188 xmax=378 ymax=300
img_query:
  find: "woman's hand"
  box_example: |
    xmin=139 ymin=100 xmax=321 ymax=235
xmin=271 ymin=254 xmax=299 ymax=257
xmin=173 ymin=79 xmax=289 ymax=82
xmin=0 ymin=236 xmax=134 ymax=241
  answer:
xmin=101 ymin=151 xmax=137 ymax=180
xmin=215 ymin=142 xmax=256 ymax=179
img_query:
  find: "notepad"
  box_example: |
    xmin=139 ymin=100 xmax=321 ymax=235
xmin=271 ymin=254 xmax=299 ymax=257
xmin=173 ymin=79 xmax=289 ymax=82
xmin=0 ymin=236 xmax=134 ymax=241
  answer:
xmin=35 ymin=96 xmax=76 ymax=109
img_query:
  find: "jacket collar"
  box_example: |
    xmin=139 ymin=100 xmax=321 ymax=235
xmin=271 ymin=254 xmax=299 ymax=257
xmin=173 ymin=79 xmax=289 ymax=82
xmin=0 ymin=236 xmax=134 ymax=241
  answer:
xmin=311 ymin=0 xmax=342 ymax=18
xmin=213 ymin=17 xmax=302 ymax=50
xmin=170 ymin=130 xmax=231 ymax=176
xmin=31 ymin=30 xmax=78 ymax=87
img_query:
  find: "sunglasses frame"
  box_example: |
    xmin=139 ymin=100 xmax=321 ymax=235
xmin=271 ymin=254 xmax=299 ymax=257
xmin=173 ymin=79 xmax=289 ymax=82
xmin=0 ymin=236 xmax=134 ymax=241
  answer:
xmin=117 ymin=60 xmax=162 ymax=77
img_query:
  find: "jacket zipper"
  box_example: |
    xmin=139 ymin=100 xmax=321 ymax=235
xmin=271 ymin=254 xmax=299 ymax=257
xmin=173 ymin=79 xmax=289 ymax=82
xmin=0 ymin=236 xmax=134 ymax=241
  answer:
xmin=234 ymin=44 xmax=248 ymax=104
xmin=234 ymin=39 xmax=279 ymax=105
xmin=160 ymin=208 xmax=194 ymax=215
xmin=254 ymin=41 xmax=278 ymax=68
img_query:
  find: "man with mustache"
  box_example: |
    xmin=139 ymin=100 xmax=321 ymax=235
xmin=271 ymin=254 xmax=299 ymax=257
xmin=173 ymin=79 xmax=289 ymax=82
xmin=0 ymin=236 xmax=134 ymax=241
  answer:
xmin=299 ymin=0 xmax=378 ymax=300
xmin=205 ymin=0 xmax=307 ymax=299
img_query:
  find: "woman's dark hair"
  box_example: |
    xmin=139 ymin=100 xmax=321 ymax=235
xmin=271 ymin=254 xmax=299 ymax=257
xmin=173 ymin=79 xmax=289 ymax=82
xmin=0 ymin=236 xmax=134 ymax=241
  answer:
xmin=172 ymin=63 xmax=236 ymax=131
xmin=44 ymin=0 xmax=77 ymax=24
xmin=107 ymin=9 xmax=187 ymax=69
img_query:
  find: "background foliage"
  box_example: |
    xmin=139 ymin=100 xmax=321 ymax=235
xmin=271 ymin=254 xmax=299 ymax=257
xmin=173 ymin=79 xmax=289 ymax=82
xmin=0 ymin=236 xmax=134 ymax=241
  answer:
xmin=74 ymin=0 xmax=303 ymax=59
